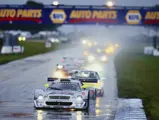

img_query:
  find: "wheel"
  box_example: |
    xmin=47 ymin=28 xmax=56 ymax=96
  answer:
xmin=92 ymin=89 xmax=97 ymax=100
xmin=85 ymin=92 xmax=90 ymax=111
xmin=101 ymin=90 xmax=104 ymax=97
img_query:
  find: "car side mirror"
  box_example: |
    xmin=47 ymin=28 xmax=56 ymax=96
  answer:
xmin=45 ymin=84 xmax=49 ymax=88
xmin=81 ymin=86 xmax=86 ymax=90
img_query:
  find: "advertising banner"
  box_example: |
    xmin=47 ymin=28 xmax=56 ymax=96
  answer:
xmin=0 ymin=5 xmax=158 ymax=26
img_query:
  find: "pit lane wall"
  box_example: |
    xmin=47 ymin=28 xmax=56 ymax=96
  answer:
xmin=0 ymin=5 xmax=158 ymax=26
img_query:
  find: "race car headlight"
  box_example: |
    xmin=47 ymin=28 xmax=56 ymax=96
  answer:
xmin=54 ymin=71 xmax=63 ymax=78
xmin=84 ymin=51 xmax=89 ymax=56
xmin=115 ymin=44 xmax=119 ymax=48
xmin=88 ymin=42 xmax=93 ymax=47
xmin=68 ymin=76 xmax=71 ymax=78
xmin=76 ymin=95 xmax=83 ymax=102
xmin=100 ymin=56 xmax=107 ymax=61
xmin=82 ymin=40 xmax=87 ymax=44
xmin=93 ymin=42 xmax=97 ymax=45
xmin=57 ymin=65 xmax=63 ymax=69
xmin=37 ymin=95 xmax=44 ymax=102
xmin=88 ymin=55 xmax=95 ymax=61
xmin=97 ymin=48 xmax=101 ymax=53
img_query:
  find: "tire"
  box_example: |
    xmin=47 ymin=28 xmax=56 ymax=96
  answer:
xmin=101 ymin=90 xmax=104 ymax=97
xmin=34 ymin=106 xmax=40 ymax=109
xmin=85 ymin=92 xmax=90 ymax=111
xmin=92 ymin=89 xmax=97 ymax=100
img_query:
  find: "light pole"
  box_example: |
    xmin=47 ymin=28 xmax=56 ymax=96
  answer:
xmin=106 ymin=1 xmax=114 ymax=7
xmin=53 ymin=0 xmax=59 ymax=5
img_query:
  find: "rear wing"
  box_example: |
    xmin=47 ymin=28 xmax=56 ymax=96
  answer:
xmin=48 ymin=77 xmax=59 ymax=81
xmin=47 ymin=77 xmax=71 ymax=82
xmin=72 ymin=78 xmax=98 ymax=83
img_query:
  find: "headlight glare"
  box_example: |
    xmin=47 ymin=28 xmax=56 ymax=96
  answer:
xmin=97 ymin=48 xmax=101 ymax=53
xmin=37 ymin=95 xmax=44 ymax=102
xmin=57 ymin=65 xmax=63 ymax=69
xmin=54 ymin=71 xmax=63 ymax=78
xmin=76 ymin=95 xmax=83 ymax=102
xmin=82 ymin=40 xmax=87 ymax=44
xmin=100 ymin=56 xmax=107 ymax=61
xmin=88 ymin=55 xmax=95 ymax=61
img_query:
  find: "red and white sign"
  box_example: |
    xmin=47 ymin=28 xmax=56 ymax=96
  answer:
xmin=13 ymin=46 xmax=21 ymax=53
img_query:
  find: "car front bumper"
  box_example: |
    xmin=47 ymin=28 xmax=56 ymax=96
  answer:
xmin=34 ymin=99 xmax=88 ymax=109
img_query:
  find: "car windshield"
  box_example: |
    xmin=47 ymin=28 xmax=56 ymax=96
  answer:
xmin=74 ymin=71 xmax=97 ymax=79
xmin=49 ymin=82 xmax=81 ymax=91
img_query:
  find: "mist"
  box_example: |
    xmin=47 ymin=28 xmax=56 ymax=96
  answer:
xmin=59 ymin=25 xmax=148 ymax=44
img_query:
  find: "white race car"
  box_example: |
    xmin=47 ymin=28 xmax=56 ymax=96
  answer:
xmin=34 ymin=78 xmax=90 ymax=110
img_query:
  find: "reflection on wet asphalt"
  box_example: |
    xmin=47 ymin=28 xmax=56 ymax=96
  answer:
xmin=0 ymin=47 xmax=117 ymax=120
xmin=0 ymin=98 xmax=116 ymax=120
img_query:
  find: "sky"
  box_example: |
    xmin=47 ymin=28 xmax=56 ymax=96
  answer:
xmin=0 ymin=0 xmax=158 ymax=36
xmin=0 ymin=0 xmax=158 ymax=6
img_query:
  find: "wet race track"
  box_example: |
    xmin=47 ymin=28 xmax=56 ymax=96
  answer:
xmin=0 ymin=45 xmax=118 ymax=120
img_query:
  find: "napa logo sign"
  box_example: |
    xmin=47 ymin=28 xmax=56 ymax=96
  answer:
xmin=125 ymin=10 xmax=142 ymax=24
xmin=50 ymin=9 xmax=66 ymax=24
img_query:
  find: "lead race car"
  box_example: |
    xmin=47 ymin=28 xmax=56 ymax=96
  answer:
xmin=34 ymin=78 xmax=90 ymax=110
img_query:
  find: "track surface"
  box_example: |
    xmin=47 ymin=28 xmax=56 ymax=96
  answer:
xmin=0 ymin=46 xmax=118 ymax=120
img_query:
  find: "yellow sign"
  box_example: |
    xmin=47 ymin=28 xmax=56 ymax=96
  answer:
xmin=125 ymin=10 xmax=142 ymax=24
xmin=50 ymin=9 xmax=66 ymax=24
xmin=0 ymin=9 xmax=42 ymax=18
xmin=145 ymin=12 xmax=159 ymax=20
xmin=70 ymin=10 xmax=117 ymax=19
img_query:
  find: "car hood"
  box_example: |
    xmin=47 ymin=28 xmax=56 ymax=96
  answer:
xmin=46 ymin=90 xmax=78 ymax=96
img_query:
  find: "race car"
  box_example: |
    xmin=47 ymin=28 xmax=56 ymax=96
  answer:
xmin=87 ymin=53 xmax=108 ymax=63
xmin=34 ymin=78 xmax=90 ymax=110
xmin=53 ymin=64 xmax=70 ymax=78
xmin=54 ymin=63 xmax=82 ymax=78
xmin=104 ymin=44 xmax=116 ymax=55
xmin=82 ymin=40 xmax=97 ymax=48
xmin=71 ymin=70 xmax=104 ymax=98
xmin=83 ymin=46 xmax=108 ymax=63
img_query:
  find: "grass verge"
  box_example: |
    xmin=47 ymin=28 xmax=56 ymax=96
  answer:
xmin=0 ymin=41 xmax=59 ymax=65
xmin=115 ymin=46 xmax=159 ymax=120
